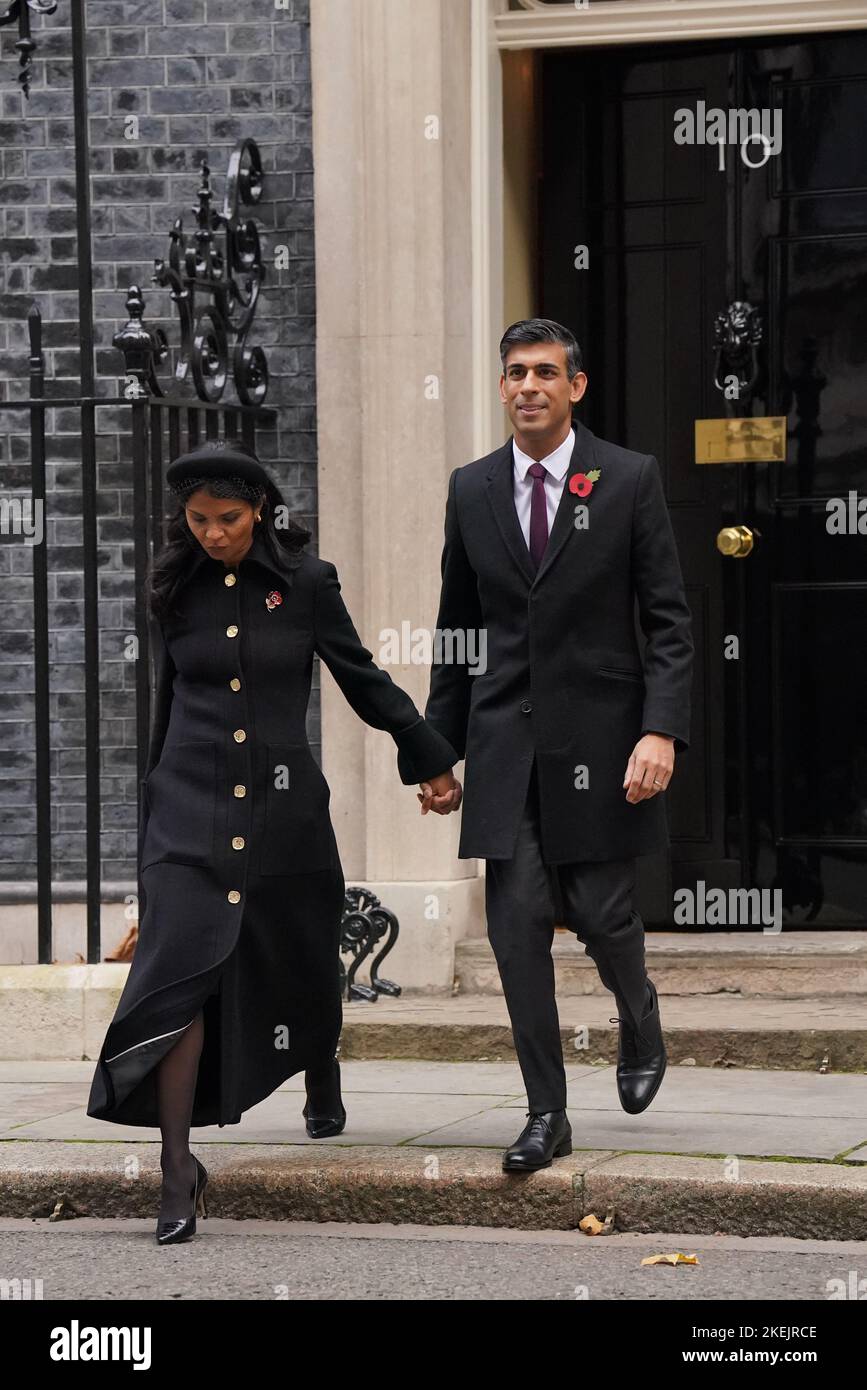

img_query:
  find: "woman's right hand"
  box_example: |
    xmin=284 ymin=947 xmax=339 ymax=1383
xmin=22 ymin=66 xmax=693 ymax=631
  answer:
xmin=418 ymin=770 xmax=463 ymax=815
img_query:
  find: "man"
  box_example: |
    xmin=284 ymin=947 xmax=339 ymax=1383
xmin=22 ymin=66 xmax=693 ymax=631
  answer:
xmin=417 ymin=319 xmax=694 ymax=1171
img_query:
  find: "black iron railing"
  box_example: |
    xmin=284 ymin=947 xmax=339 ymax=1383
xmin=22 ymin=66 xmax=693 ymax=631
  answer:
xmin=0 ymin=128 xmax=273 ymax=963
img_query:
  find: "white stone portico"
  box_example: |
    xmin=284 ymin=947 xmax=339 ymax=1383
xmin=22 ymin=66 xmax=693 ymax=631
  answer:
xmin=273 ymin=0 xmax=867 ymax=992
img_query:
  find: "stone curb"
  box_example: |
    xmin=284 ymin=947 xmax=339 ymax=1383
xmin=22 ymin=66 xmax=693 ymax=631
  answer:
xmin=2 ymin=1143 xmax=866 ymax=1239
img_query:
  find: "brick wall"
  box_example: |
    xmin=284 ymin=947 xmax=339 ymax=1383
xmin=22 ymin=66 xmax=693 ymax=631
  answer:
xmin=0 ymin=0 xmax=316 ymax=889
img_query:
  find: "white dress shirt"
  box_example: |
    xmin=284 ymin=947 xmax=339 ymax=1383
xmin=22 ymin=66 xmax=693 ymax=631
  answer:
xmin=512 ymin=427 xmax=575 ymax=550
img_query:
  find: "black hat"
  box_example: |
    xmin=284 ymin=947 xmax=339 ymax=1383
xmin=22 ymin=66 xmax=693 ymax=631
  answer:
xmin=165 ymin=439 xmax=270 ymax=501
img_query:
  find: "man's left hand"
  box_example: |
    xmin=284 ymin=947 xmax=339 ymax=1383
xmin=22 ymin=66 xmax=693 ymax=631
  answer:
xmin=623 ymin=733 xmax=674 ymax=803
xmin=418 ymin=770 xmax=463 ymax=815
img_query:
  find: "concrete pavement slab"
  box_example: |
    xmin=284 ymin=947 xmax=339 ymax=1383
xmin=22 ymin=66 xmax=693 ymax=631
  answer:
xmin=502 ymin=1064 xmax=867 ymax=1118
xmin=400 ymin=1103 xmax=867 ymax=1161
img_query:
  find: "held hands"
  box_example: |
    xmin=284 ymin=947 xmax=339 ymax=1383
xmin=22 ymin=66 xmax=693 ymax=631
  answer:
xmin=623 ymin=733 xmax=675 ymax=803
xmin=418 ymin=769 xmax=463 ymax=816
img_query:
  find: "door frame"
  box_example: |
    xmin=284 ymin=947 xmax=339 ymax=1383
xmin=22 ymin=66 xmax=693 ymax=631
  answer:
xmin=471 ymin=0 xmax=867 ymax=453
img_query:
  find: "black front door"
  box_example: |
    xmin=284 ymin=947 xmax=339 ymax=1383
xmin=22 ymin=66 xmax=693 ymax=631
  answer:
xmin=540 ymin=30 xmax=867 ymax=927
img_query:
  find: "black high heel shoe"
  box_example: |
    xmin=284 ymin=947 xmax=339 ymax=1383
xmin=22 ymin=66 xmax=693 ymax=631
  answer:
xmin=302 ymin=1057 xmax=346 ymax=1138
xmin=155 ymin=1154 xmax=208 ymax=1246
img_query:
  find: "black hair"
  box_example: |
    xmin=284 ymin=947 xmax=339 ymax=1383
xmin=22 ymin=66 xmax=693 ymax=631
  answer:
xmin=499 ymin=318 xmax=583 ymax=380
xmin=148 ymin=463 xmax=312 ymax=622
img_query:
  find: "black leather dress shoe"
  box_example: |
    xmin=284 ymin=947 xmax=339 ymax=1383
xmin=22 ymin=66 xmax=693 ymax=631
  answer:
xmin=611 ymin=978 xmax=667 ymax=1114
xmin=302 ymin=1057 xmax=346 ymax=1138
xmin=502 ymin=1110 xmax=572 ymax=1172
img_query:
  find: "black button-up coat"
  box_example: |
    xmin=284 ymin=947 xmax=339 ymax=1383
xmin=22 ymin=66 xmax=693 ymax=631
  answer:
xmin=87 ymin=528 xmax=457 ymax=1128
xmin=423 ymin=419 xmax=694 ymax=862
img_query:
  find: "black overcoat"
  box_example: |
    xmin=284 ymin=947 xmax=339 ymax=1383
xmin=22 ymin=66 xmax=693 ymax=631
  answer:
xmin=423 ymin=418 xmax=694 ymax=863
xmin=87 ymin=527 xmax=457 ymax=1128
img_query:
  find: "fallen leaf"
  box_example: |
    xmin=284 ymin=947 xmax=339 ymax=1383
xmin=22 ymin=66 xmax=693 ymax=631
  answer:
xmin=641 ymin=1252 xmax=699 ymax=1266
xmin=48 ymin=1196 xmax=81 ymax=1222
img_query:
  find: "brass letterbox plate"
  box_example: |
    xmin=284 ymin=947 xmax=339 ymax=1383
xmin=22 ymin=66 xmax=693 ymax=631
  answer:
xmin=695 ymin=417 xmax=787 ymax=464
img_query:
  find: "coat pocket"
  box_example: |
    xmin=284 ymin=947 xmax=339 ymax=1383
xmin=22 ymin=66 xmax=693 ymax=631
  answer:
xmin=140 ymin=741 xmax=217 ymax=870
xmin=258 ymin=743 xmax=333 ymax=875
xmin=598 ymin=665 xmax=644 ymax=683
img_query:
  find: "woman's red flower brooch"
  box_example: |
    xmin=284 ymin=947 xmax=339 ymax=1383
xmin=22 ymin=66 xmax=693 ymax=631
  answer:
xmin=265 ymin=590 xmax=283 ymax=611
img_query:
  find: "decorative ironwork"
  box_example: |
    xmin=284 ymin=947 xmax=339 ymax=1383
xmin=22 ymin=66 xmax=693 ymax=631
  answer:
xmin=113 ymin=138 xmax=268 ymax=406
xmin=0 ymin=0 xmax=56 ymax=98
xmin=339 ymin=887 xmax=402 ymax=1003
xmin=712 ymin=299 xmax=763 ymax=402
xmin=112 ymin=285 xmax=169 ymax=399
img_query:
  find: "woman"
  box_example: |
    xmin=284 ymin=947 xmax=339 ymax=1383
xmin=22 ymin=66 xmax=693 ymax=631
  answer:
xmin=87 ymin=438 xmax=461 ymax=1244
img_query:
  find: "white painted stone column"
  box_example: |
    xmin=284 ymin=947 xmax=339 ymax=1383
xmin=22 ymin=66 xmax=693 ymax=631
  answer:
xmin=310 ymin=0 xmax=485 ymax=992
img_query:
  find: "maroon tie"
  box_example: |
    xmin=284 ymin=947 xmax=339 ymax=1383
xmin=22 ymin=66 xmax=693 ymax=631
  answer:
xmin=527 ymin=462 xmax=549 ymax=571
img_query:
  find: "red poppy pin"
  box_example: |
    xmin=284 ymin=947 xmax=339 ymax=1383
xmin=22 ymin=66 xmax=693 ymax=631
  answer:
xmin=265 ymin=590 xmax=283 ymax=611
xmin=568 ymin=468 xmax=602 ymax=498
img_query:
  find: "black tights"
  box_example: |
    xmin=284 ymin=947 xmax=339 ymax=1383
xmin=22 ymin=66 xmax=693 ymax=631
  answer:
xmin=156 ymin=1011 xmax=204 ymax=1219
xmin=153 ymin=1009 xmax=333 ymax=1217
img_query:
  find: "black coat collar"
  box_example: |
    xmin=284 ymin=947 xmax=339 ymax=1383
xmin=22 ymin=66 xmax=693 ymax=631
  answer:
xmin=184 ymin=525 xmax=302 ymax=587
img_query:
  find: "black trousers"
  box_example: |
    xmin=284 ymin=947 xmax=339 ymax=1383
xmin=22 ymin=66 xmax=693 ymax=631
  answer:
xmin=484 ymin=757 xmax=652 ymax=1112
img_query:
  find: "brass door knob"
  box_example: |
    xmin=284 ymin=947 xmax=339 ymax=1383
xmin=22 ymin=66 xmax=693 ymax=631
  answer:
xmin=716 ymin=524 xmax=755 ymax=558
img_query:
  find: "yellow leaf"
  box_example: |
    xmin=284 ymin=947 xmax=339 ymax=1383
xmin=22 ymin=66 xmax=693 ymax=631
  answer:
xmin=640 ymin=1252 xmax=699 ymax=1267
xmin=579 ymin=1214 xmax=605 ymax=1235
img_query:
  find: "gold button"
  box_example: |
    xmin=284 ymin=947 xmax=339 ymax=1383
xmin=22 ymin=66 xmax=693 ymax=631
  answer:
xmin=233 ymin=729 xmax=246 ymax=743
xmin=232 ymin=836 xmax=245 ymax=850
xmin=224 ymin=573 xmax=237 ymax=587
xmin=230 ymin=677 xmax=241 ymax=691
xmin=226 ymin=624 xmax=239 ymax=638
xmin=227 ymin=890 xmax=241 ymax=904
xmin=234 ymin=784 xmax=246 ymax=797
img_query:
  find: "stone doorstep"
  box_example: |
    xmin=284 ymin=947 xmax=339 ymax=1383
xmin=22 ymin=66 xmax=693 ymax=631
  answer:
xmin=338 ymin=1024 xmax=867 ymax=1074
xmin=1 ymin=965 xmax=867 ymax=1068
xmin=2 ymin=1143 xmax=866 ymax=1239
xmin=457 ymin=933 xmax=867 ymax=998
xmin=341 ymin=994 xmax=867 ymax=1073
